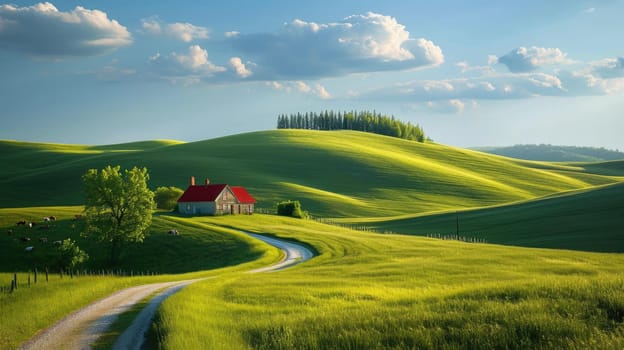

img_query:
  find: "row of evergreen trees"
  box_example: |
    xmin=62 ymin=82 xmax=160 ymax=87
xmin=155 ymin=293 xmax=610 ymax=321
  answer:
xmin=276 ymin=110 xmax=426 ymax=142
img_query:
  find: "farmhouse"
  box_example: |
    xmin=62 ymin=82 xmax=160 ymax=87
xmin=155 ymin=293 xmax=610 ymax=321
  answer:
xmin=177 ymin=176 xmax=256 ymax=215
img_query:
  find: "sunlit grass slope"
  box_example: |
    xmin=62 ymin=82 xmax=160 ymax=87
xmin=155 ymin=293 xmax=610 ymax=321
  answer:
xmin=0 ymin=207 xmax=282 ymax=349
xmin=154 ymin=215 xmax=624 ymax=350
xmin=0 ymin=130 xmax=618 ymax=217
xmin=341 ymin=183 xmax=624 ymax=252
xmin=0 ymin=207 xmax=268 ymax=273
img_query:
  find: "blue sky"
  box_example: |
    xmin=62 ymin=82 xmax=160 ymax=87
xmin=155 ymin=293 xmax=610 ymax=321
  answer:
xmin=1 ymin=1 xmax=623 ymax=149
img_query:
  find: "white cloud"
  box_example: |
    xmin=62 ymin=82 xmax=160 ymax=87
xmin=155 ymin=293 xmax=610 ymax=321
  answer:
xmin=224 ymin=31 xmax=239 ymax=38
xmin=269 ymin=80 xmax=331 ymax=99
xmin=589 ymin=57 xmax=624 ymax=79
xmin=141 ymin=17 xmax=208 ymax=42
xmin=148 ymin=45 xmax=227 ymax=84
xmin=228 ymin=12 xmax=443 ymax=79
xmin=0 ymin=2 xmax=131 ymax=57
xmin=497 ymin=46 xmax=573 ymax=72
xmin=229 ymin=57 xmax=252 ymax=78
xmin=173 ymin=45 xmax=224 ymax=72
xmin=583 ymin=7 xmax=596 ymax=14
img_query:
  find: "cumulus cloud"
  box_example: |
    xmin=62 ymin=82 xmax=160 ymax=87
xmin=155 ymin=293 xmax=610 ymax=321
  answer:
xmin=141 ymin=17 xmax=208 ymax=42
xmin=590 ymin=57 xmax=624 ymax=79
xmin=0 ymin=2 xmax=131 ymax=57
xmin=497 ymin=46 xmax=572 ymax=72
xmin=229 ymin=57 xmax=252 ymax=78
xmin=267 ymin=80 xmax=331 ymax=99
xmin=148 ymin=44 xmax=227 ymax=84
xmin=228 ymin=12 xmax=443 ymax=79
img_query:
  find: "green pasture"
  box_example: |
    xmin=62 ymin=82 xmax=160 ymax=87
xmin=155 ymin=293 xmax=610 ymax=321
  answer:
xmin=154 ymin=214 xmax=624 ymax=350
xmin=0 ymin=207 xmax=282 ymax=349
xmin=338 ymin=183 xmax=624 ymax=252
xmin=1 ymin=130 xmax=620 ymax=217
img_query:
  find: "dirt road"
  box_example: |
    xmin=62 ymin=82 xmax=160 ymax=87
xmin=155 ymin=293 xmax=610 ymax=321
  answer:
xmin=18 ymin=233 xmax=313 ymax=350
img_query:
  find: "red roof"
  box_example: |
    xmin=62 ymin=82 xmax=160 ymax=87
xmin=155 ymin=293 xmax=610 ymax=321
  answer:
xmin=230 ymin=186 xmax=256 ymax=204
xmin=177 ymin=184 xmax=228 ymax=202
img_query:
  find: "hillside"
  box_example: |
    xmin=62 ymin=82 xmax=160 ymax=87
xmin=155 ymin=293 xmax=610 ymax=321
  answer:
xmin=0 ymin=130 xmax=621 ymax=217
xmin=339 ymin=183 xmax=624 ymax=252
xmin=475 ymin=144 xmax=624 ymax=162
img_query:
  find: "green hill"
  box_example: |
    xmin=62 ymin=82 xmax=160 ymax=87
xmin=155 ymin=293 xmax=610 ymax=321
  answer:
xmin=0 ymin=130 xmax=620 ymax=218
xmin=475 ymin=144 xmax=624 ymax=162
xmin=339 ymin=183 xmax=624 ymax=252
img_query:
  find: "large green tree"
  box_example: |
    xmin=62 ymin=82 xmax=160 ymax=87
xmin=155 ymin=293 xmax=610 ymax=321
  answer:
xmin=82 ymin=165 xmax=154 ymax=265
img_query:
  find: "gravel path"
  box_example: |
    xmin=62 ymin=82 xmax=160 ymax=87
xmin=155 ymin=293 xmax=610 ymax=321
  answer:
xmin=18 ymin=233 xmax=314 ymax=350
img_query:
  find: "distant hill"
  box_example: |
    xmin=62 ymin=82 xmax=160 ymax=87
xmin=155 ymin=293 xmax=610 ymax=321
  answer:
xmin=474 ymin=144 xmax=624 ymax=162
xmin=0 ymin=131 xmax=620 ymax=217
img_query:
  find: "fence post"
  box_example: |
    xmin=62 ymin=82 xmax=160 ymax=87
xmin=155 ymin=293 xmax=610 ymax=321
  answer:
xmin=13 ymin=273 xmax=17 ymax=290
xmin=10 ymin=279 xmax=15 ymax=293
xmin=34 ymin=268 xmax=38 ymax=284
xmin=45 ymin=267 xmax=49 ymax=282
xmin=28 ymin=273 xmax=31 ymax=287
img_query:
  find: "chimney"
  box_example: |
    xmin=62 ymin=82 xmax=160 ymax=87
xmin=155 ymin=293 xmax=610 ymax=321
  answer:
xmin=190 ymin=176 xmax=195 ymax=186
xmin=205 ymin=178 xmax=210 ymax=185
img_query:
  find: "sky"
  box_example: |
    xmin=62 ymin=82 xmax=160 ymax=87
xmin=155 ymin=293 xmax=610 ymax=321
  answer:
xmin=1 ymin=0 xmax=623 ymax=149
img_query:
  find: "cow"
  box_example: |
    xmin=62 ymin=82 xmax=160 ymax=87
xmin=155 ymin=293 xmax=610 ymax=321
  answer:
xmin=16 ymin=220 xmax=26 ymax=226
xmin=7 ymin=229 xmax=13 ymax=236
xmin=25 ymin=246 xmax=34 ymax=252
xmin=168 ymin=229 xmax=179 ymax=236
xmin=39 ymin=237 xmax=48 ymax=243
xmin=28 ymin=222 xmax=37 ymax=228
xmin=43 ymin=217 xmax=50 ymax=222
xmin=49 ymin=216 xmax=56 ymax=221
xmin=74 ymin=214 xmax=83 ymax=220
xmin=20 ymin=237 xmax=31 ymax=242
xmin=53 ymin=240 xmax=62 ymax=245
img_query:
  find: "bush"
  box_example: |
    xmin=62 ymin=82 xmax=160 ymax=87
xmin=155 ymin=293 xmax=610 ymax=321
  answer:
xmin=154 ymin=186 xmax=184 ymax=210
xmin=56 ymin=239 xmax=89 ymax=270
xmin=276 ymin=200 xmax=308 ymax=219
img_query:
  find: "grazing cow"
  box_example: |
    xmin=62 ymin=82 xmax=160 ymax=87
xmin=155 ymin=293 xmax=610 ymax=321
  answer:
xmin=74 ymin=214 xmax=83 ymax=220
xmin=16 ymin=220 xmax=26 ymax=226
xmin=49 ymin=216 xmax=56 ymax=221
xmin=20 ymin=237 xmax=31 ymax=242
xmin=168 ymin=229 xmax=179 ymax=236
xmin=7 ymin=229 xmax=13 ymax=236
xmin=43 ymin=217 xmax=50 ymax=222
xmin=25 ymin=246 xmax=34 ymax=252
xmin=53 ymin=240 xmax=62 ymax=245
xmin=39 ymin=237 xmax=48 ymax=243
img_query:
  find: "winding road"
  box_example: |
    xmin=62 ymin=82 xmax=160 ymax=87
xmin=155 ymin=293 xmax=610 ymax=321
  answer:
xmin=18 ymin=232 xmax=314 ymax=350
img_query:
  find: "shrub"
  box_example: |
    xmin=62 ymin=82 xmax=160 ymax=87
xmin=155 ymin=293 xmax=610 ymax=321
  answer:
xmin=276 ymin=200 xmax=307 ymax=219
xmin=56 ymin=239 xmax=89 ymax=270
xmin=154 ymin=186 xmax=184 ymax=211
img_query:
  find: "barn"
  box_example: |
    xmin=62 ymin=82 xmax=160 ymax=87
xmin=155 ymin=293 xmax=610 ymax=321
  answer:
xmin=177 ymin=177 xmax=256 ymax=215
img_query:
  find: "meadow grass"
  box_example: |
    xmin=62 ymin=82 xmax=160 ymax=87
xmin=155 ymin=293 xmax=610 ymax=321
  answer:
xmin=0 ymin=207 xmax=282 ymax=350
xmin=1 ymin=130 xmax=620 ymax=217
xmin=338 ymin=182 xmax=624 ymax=252
xmin=153 ymin=214 xmax=624 ymax=349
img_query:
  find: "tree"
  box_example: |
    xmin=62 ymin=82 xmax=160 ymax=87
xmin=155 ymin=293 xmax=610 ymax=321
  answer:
xmin=276 ymin=200 xmax=307 ymax=219
xmin=154 ymin=186 xmax=184 ymax=210
xmin=82 ymin=165 xmax=154 ymax=265
xmin=56 ymin=239 xmax=89 ymax=271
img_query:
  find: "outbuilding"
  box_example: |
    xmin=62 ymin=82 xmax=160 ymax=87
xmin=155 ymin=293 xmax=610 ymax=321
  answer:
xmin=177 ymin=176 xmax=256 ymax=215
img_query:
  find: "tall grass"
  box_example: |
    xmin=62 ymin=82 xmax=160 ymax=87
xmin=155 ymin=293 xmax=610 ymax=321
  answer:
xmin=154 ymin=215 xmax=624 ymax=349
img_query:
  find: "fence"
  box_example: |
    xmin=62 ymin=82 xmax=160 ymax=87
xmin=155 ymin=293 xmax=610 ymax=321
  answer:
xmin=2 ymin=268 xmax=160 ymax=294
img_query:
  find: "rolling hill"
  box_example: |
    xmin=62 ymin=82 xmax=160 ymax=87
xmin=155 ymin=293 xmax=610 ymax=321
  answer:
xmin=475 ymin=144 xmax=624 ymax=162
xmin=0 ymin=130 xmax=620 ymax=218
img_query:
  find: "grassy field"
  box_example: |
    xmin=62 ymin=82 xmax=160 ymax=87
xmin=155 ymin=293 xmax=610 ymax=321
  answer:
xmin=153 ymin=214 xmax=624 ymax=350
xmin=0 ymin=207 xmax=282 ymax=349
xmin=1 ymin=131 xmax=623 ymax=349
xmin=336 ymin=182 xmax=624 ymax=252
xmin=1 ymin=130 xmax=620 ymax=217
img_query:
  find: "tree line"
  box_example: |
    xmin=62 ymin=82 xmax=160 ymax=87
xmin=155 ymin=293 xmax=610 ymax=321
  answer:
xmin=276 ymin=110 xmax=426 ymax=142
